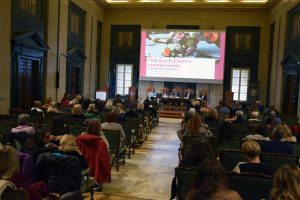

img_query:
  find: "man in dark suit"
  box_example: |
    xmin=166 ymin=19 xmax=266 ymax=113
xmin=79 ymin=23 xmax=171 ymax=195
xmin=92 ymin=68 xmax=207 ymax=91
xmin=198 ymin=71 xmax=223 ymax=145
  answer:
xmin=172 ymin=88 xmax=181 ymax=98
xmin=185 ymin=88 xmax=195 ymax=99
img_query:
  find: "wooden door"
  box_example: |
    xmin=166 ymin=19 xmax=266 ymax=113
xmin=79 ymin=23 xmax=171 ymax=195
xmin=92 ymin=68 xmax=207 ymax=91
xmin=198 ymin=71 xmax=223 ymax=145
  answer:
xmin=285 ymin=74 xmax=298 ymax=115
xmin=18 ymin=57 xmax=39 ymax=109
xmin=71 ymin=66 xmax=81 ymax=95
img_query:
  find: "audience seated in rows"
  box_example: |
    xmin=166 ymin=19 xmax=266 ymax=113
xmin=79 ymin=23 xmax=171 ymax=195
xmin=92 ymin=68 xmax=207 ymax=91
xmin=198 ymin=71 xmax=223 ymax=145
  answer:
xmin=270 ymin=165 xmax=300 ymax=200
xmin=243 ymin=124 xmax=270 ymax=141
xmin=0 ymin=145 xmax=50 ymax=200
xmin=260 ymin=124 xmax=294 ymax=155
xmin=233 ymin=140 xmax=272 ymax=175
xmin=185 ymin=160 xmax=242 ymax=200
xmin=11 ymin=114 xmax=35 ymax=135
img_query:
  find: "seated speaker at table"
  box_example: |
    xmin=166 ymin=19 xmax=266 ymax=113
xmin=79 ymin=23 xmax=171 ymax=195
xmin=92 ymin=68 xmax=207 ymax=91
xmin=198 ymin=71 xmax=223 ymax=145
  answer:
xmin=184 ymin=88 xmax=195 ymax=99
xmin=171 ymin=87 xmax=181 ymax=98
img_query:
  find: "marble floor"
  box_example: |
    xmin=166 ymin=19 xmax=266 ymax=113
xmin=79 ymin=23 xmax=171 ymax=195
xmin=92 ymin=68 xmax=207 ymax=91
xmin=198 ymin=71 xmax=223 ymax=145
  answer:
xmin=84 ymin=118 xmax=181 ymax=200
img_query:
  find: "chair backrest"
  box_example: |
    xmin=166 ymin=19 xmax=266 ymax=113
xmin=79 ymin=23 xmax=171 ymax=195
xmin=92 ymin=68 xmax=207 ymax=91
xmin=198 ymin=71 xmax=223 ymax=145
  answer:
xmin=69 ymin=126 xmax=86 ymax=137
xmin=175 ymin=167 xmax=197 ymax=200
xmin=0 ymin=114 xmax=18 ymax=123
xmin=127 ymin=117 xmax=140 ymax=137
xmin=66 ymin=118 xmax=85 ymax=127
xmin=218 ymin=149 xmax=245 ymax=172
xmin=28 ymin=116 xmax=43 ymax=124
xmin=102 ymin=129 xmax=121 ymax=154
xmin=260 ymin=152 xmax=299 ymax=173
xmin=2 ymin=187 xmax=28 ymax=200
xmin=230 ymin=172 xmax=273 ymax=200
xmin=120 ymin=122 xmax=131 ymax=146
xmin=285 ymin=142 xmax=300 ymax=157
xmin=35 ymin=152 xmax=82 ymax=195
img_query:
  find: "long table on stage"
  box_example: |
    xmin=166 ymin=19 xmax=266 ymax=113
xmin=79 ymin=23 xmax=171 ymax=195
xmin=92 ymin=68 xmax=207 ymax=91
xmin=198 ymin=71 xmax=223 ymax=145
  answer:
xmin=159 ymin=97 xmax=191 ymax=111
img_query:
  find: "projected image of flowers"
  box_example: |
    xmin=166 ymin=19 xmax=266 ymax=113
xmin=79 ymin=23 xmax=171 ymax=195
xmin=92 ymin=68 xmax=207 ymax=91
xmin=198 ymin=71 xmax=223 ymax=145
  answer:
xmin=146 ymin=31 xmax=220 ymax=58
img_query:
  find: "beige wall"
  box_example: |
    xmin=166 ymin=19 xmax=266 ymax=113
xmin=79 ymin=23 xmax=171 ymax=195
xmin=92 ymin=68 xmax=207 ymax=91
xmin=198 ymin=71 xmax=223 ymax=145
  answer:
xmin=46 ymin=0 xmax=105 ymax=103
xmin=0 ymin=0 xmax=11 ymax=114
xmin=102 ymin=9 xmax=270 ymax=103
xmin=268 ymin=0 xmax=300 ymax=117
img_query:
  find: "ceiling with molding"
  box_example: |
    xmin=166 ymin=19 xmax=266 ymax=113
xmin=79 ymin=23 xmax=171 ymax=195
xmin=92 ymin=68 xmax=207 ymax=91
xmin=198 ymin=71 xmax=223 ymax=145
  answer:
xmin=98 ymin=0 xmax=279 ymax=10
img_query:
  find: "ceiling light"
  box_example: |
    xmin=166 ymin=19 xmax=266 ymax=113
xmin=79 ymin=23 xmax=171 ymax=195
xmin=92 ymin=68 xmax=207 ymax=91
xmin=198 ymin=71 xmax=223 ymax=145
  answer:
xmin=205 ymin=0 xmax=231 ymax=2
xmin=240 ymin=0 xmax=268 ymax=3
xmin=106 ymin=0 xmax=129 ymax=2
xmin=171 ymin=0 xmax=195 ymax=2
xmin=139 ymin=0 xmax=161 ymax=2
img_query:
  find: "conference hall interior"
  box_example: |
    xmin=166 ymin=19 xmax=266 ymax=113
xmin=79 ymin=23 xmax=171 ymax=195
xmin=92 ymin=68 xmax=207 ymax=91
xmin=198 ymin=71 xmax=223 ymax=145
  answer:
xmin=1 ymin=0 xmax=300 ymax=199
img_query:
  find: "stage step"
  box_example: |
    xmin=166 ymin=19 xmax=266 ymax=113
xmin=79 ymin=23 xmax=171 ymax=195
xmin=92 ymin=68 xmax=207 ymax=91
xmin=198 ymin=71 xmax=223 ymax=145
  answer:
xmin=159 ymin=110 xmax=184 ymax=119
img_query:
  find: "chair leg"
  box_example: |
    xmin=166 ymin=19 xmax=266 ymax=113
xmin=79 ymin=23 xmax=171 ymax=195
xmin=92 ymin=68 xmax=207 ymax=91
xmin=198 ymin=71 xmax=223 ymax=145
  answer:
xmin=90 ymin=188 xmax=94 ymax=200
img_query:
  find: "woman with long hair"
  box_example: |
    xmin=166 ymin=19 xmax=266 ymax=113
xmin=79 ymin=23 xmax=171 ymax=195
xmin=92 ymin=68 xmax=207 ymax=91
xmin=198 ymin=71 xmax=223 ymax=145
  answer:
xmin=84 ymin=118 xmax=109 ymax=149
xmin=186 ymin=160 xmax=242 ymax=200
xmin=0 ymin=145 xmax=49 ymax=200
xmin=270 ymin=165 xmax=300 ymax=200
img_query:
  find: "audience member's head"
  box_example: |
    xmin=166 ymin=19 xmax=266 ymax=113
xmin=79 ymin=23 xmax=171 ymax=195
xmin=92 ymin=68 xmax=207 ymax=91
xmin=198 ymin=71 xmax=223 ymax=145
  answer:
xmin=235 ymin=110 xmax=244 ymax=119
xmin=271 ymin=124 xmax=285 ymax=140
xmin=251 ymin=111 xmax=260 ymax=119
xmin=187 ymin=114 xmax=203 ymax=135
xmin=241 ymin=140 xmax=261 ymax=161
xmin=45 ymin=97 xmax=53 ymax=105
xmin=105 ymin=100 xmax=114 ymax=111
xmin=137 ymin=103 xmax=144 ymax=110
xmin=281 ymin=123 xmax=293 ymax=138
xmin=191 ymin=160 xmax=228 ymax=199
xmin=106 ymin=112 xmax=117 ymax=123
xmin=86 ymin=118 xmax=101 ymax=136
xmin=33 ymin=100 xmax=42 ymax=108
xmin=17 ymin=113 xmax=30 ymax=125
xmin=88 ymin=103 xmax=96 ymax=112
xmin=0 ymin=145 xmax=19 ymax=179
xmin=188 ymin=108 xmax=196 ymax=115
xmin=60 ymin=134 xmax=78 ymax=152
xmin=270 ymin=165 xmax=300 ymax=200
xmin=71 ymin=104 xmax=82 ymax=115
xmin=253 ymin=124 xmax=268 ymax=137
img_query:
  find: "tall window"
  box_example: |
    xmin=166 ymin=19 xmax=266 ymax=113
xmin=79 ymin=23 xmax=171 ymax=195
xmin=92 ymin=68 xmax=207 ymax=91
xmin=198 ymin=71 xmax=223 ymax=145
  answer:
xmin=231 ymin=68 xmax=249 ymax=101
xmin=116 ymin=64 xmax=133 ymax=95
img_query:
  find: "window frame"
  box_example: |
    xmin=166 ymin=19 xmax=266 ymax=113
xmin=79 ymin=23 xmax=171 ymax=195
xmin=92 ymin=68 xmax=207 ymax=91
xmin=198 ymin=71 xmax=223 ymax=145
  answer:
xmin=231 ymin=68 xmax=250 ymax=102
xmin=116 ymin=64 xmax=133 ymax=96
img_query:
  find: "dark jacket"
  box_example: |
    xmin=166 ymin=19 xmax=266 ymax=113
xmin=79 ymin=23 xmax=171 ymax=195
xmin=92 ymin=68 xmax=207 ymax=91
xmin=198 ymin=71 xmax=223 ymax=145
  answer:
xmin=260 ymin=139 xmax=294 ymax=155
xmin=35 ymin=152 xmax=82 ymax=194
xmin=17 ymin=151 xmax=34 ymax=183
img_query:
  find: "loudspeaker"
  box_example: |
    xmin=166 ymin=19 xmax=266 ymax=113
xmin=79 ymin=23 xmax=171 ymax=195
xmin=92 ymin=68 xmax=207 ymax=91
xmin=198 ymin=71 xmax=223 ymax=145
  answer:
xmin=56 ymin=70 xmax=60 ymax=89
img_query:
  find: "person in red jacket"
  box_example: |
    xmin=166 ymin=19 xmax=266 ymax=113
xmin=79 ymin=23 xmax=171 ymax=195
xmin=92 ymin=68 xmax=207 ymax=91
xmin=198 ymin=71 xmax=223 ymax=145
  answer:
xmin=77 ymin=119 xmax=111 ymax=191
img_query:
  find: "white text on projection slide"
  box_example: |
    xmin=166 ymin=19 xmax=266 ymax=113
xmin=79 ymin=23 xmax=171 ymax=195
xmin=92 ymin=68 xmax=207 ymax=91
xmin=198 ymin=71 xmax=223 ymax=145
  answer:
xmin=146 ymin=57 xmax=215 ymax=79
xmin=139 ymin=30 xmax=226 ymax=84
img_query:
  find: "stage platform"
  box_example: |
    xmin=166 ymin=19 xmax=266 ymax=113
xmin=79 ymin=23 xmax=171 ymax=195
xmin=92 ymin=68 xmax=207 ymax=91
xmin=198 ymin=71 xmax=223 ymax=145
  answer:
xmin=159 ymin=110 xmax=184 ymax=119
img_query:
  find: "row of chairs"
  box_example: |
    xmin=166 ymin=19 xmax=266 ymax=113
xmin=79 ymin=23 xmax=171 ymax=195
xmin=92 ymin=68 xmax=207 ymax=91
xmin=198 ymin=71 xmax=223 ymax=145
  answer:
xmin=175 ymin=166 xmax=273 ymax=200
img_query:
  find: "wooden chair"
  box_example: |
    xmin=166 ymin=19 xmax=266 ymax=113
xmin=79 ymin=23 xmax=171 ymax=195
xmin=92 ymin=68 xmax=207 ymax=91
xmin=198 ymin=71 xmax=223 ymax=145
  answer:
xmin=102 ymin=129 xmax=125 ymax=171
xmin=218 ymin=149 xmax=245 ymax=172
xmin=229 ymin=172 xmax=273 ymax=200
xmin=120 ymin=122 xmax=133 ymax=158
xmin=260 ymin=152 xmax=299 ymax=173
xmin=66 ymin=118 xmax=86 ymax=127
xmin=175 ymin=167 xmax=197 ymax=200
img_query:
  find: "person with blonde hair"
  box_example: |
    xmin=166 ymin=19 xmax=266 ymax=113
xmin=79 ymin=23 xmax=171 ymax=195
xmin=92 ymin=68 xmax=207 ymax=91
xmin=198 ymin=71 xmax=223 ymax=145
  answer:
xmin=233 ymin=140 xmax=272 ymax=175
xmin=59 ymin=134 xmax=88 ymax=170
xmin=0 ymin=145 xmax=49 ymax=200
xmin=270 ymin=165 xmax=300 ymax=200
xmin=47 ymin=101 xmax=59 ymax=113
xmin=281 ymin=123 xmax=297 ymax=142
xmin=70 ymin=104 xmax=86 ymax=119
